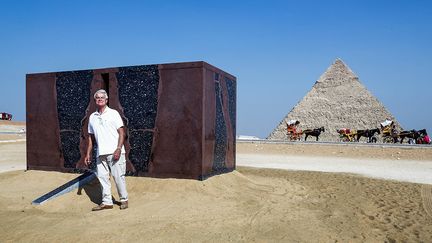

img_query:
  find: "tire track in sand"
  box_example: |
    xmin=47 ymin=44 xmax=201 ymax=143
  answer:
xmin=421 ymin=184 xmax=432 ymax=218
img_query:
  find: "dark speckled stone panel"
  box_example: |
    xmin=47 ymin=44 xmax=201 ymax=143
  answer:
xmin=213 ymin=81 xmax=227 ymax=171
xmin=56 ymin=71 xmax=92 ymax=169
xmin=225 ymin=77 xmax=236 ymax=140
xmin=116 ymin=65 xmax=159 ymax=173
xmin=128 ymin=130 xmax=153 ymax=172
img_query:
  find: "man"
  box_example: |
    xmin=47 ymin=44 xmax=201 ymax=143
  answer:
xmin=84 ymin=89 xmax=129 ymax=211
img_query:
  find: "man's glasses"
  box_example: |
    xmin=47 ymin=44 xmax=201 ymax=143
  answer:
xmin=95 ymin=96 xmax=106 ymax=100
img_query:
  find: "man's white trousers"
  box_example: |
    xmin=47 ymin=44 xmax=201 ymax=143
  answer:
xmin=96 ymin=154 xmax=128 ymax=205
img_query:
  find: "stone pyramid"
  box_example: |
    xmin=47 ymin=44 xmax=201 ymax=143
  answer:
xmin=267 ymin=59 xmax=402 ymax=141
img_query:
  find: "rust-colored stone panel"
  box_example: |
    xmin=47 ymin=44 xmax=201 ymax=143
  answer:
xmin=202 ymin=68 xmax=216 ymax=175
xmin=148 ymin=66 xmax=203 ymax=178
xmin=26 ymin=73 xmax=64 ymax=170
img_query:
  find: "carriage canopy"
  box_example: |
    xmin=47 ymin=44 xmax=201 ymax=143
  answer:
xmin=287 ymin=120 xmax=300 ymax=126
xmin=380 ymin=119 xmax=393 ymax=127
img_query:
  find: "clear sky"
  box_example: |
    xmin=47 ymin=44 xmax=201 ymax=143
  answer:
xmin=1 ymin=0 xmax=431 ymax=138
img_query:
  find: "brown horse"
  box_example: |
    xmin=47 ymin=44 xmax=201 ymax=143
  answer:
xmin=399 ymin=129 xmax=428 ymax=144
xmin=356 ymin=128 xmax=380 ymax=143
xmin=303 ymin=127 xmax=325 ymax=141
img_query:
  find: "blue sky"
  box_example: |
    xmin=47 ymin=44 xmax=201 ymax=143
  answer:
xmin=1 ymin=0 xmax=431 ymax=138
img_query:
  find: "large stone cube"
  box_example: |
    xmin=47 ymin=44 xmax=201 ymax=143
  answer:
xmin=26 ymin=61 xmax=236 ymax=180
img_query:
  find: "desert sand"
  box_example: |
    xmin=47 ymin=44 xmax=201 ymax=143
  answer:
xmin=0 ymin=122 xmax=431 ymax=242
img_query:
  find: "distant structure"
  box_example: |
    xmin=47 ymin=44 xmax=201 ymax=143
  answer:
xmin=268 ymin=59 xmax=402 ymax=141
xmin=0 ymin=112 xmax=13 ymax=120
xmin=237 ymin=135 xmax=261 ymax=140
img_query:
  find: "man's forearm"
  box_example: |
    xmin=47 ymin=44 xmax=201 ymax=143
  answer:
xmin=86 ymin=135 xmax=93 ymax=157
xmin=117 ymin=127 xmax=125 ymax=150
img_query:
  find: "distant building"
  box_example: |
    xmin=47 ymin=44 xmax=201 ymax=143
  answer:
xmin=237 ymin=135 xmax=261 ymax=140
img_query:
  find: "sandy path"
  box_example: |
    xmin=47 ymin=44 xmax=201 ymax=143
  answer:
xmin=237 ymin=141 xmax=432 ymax=161
xmin=0 ymin=141 xmax=26 ymax=173
xmin=237 ymin=153 xmax=432 ymax=184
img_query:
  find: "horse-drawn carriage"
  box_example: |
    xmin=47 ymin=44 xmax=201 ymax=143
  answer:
xmin=0 ymin=112 xmax=12 ymax=121
xmin=337 ymin=128 xmax=357 ymax=142
xmin=337 ymin=127 xmax=380 ymax=143
xmin=380 ymin=120 xmax=430 ymax=144
xmin=286 ymin=120 xmax=325 ymax=141
xmin=286 ymin=120 xmax=302 ymax=141
xmin=380 ymin=120 xmax=398 ymax=143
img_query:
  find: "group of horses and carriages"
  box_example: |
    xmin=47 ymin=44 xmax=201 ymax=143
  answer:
xmin=286 ymin=120 xmax=430 ymax=144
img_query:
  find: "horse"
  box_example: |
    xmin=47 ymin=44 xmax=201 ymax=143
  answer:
xmin=398 ymin=130 xmax=416 ymax=143
xmin=303 ymin=127 xmax=325 ymax=141
xmin=356 ymin=128 xmax=380 ymax=143
xmin=399 ymin=129 xmax=428 ymax=144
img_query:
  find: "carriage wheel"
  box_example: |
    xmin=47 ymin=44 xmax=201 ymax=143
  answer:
xmin=383 ymin=136 xmax=392 ymax=143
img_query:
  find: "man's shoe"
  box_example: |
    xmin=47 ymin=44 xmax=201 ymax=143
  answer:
xmin=120 ymin=201 xmax=128 ymax=210
xmin=92 ymin=204 xmax=113 ymax=211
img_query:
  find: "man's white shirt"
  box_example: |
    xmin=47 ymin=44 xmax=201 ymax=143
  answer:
xmin=88 ymin=106 xmax=125 ymax=156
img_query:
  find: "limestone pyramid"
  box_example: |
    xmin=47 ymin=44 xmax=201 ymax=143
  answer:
xmin=267 ymin=59 xmax=402 ymax=142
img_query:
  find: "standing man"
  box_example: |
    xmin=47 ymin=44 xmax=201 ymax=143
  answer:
xmin=84 ymin=89 xmax=129 ymax=211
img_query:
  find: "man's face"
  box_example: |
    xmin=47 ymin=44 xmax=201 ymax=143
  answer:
xmin=94 ymin=94 xmax=108 ymax=108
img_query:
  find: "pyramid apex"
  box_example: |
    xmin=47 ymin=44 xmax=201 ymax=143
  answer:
xmin=331 ymin=58 xmax=348 ymax=68
xmin=316 ymin=58 xmax=358 ymax=85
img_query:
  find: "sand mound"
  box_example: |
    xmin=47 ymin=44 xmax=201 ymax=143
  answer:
xmin=1 ymin=168 xmax=431 ymax=242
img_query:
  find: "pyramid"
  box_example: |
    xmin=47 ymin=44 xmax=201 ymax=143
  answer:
xmin=267 ymin=59 xmax=402 ymax=141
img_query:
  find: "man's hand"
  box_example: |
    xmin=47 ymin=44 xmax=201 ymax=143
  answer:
xmin=84 ymin=155 xmax=91 ymax=166
xmin=113 ymin=148 xmax=121 ymax=161
xmin=84 ymin=134 xmax=94 ymax=167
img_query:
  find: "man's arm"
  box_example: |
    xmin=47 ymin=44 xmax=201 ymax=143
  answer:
xmin=113 ymin=126 xmax=125 ymax=161
xmin=84 ymin=134 xmax=95 ymax=166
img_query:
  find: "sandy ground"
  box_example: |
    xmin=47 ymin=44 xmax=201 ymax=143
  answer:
xmin=1 ymin=123 xmax=432 ymax=242
xmin=237 ymin=142 xmax=432 ymax=185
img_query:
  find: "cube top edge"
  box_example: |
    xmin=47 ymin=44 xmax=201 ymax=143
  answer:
xmin=26 ymin=61 xmax=236 ymax=81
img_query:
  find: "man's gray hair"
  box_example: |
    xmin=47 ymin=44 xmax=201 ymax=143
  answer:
xmin=94 ymin=89 xmax=108 ymax=99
